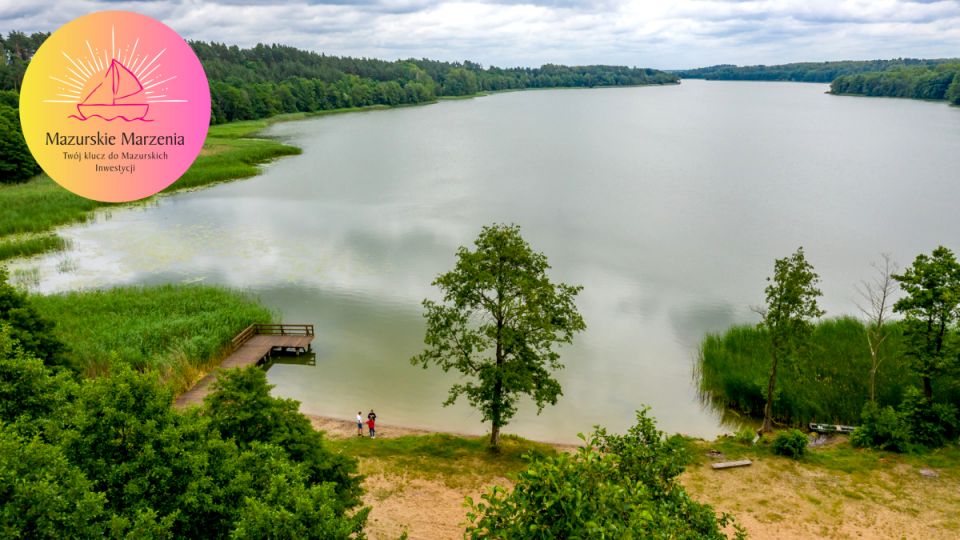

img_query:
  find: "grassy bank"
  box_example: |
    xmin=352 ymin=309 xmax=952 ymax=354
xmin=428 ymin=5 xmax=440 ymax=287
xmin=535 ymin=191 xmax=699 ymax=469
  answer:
xmin=31 ymin=284 xmax=271 ymax=394
xmin=698 ymin=316 xmax=916 ymax=426
xmin=317 ymin=423 xmax=960 ymax=539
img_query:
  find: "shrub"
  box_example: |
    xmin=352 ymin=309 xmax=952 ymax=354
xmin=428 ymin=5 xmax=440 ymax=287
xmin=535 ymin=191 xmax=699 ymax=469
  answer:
xmin=733 ymin=426 xmax=757 ymax=445
xmin=850 ymin=402 xmax=910 ymax=452
xmin=465 ymin=408 xmax=744 ymax=539
xmin=772 ymin=429 xmax=808 ymax=459
xmin=898 ymin=387 xmax=959 ymax=448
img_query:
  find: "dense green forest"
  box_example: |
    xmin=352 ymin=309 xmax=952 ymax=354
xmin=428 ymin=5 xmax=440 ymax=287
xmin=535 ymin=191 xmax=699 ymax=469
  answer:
xmin=676 ymin=58 xmax=958 ymax=82
xmin=0 ymin=31 xmax=676 ymax=183
xmin=830 ymin=63 xmax=960 ymax=104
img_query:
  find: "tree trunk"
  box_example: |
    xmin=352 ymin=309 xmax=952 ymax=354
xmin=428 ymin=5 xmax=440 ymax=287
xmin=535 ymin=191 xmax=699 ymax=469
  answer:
xmin=869 ymin=366 xmax=877 ymax=403
xmin=761 ymin=348 xmax=778 ymax=433
xmin=490 ymin=422 xmax=500 ymax=450
xmin=490 ymin=321 xmax=504 ymax=451
xmin=923 ymin=376 xmax=933 ymax=400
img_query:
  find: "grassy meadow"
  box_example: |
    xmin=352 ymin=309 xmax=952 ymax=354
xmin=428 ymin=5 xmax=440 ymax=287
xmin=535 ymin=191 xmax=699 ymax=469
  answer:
xmin=31 ymin=284 xmax=272 ymax=394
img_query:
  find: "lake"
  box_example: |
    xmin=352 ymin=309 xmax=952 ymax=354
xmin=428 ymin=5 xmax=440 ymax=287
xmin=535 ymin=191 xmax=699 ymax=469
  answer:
xmin=13 ymin=80 xmax=960 ymax=443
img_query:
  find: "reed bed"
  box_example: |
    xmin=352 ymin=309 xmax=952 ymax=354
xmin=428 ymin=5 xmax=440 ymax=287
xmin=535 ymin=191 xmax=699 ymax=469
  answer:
xmin=31 ymin=284 xmax=272 ymax=394
xmin=697 ymin=316 xmax=916 ymax=426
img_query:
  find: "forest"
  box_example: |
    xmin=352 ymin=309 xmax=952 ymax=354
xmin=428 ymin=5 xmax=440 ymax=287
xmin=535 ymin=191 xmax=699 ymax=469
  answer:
xmin=676 ymin=58 xmax=958 ymax=82
xmin=830 ymin=63 xmax=960 ymax=104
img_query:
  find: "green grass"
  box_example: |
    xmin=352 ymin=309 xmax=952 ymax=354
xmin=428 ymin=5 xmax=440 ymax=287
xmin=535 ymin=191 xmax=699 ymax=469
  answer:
xmin=0 ymin=234 xmax=69 ymax=261
xmin=31 ymin=284 xmax=272 ymax=394
xmin=687 ymin=430 xmax=960 ymax=478
xmin=328 ymin=433 xmax=556 ymax=488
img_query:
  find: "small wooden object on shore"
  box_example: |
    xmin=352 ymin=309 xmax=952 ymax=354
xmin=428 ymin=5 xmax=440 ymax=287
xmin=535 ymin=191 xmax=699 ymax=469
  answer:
xmin=711 ymin=459 xmax=752 ymax=470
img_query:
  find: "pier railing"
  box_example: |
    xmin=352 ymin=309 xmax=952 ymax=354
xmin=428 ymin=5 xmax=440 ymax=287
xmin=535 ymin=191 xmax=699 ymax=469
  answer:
xmin=231 ymin=323 xmax=315 ymax=351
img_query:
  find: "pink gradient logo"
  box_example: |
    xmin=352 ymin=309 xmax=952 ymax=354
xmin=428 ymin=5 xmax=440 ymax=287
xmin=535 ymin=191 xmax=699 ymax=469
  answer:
xmin=20 ymin=11 xmax=210 ymax=202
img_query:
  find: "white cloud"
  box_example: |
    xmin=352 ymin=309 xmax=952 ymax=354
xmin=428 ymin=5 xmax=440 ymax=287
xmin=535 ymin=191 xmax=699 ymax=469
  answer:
xmin=1 ymin=0 xmax=958 ymax=68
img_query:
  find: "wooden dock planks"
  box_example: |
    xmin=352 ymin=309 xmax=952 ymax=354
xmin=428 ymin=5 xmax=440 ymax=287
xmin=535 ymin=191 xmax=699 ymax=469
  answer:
xmin=174 ymin=325 xmax=314 ymax=409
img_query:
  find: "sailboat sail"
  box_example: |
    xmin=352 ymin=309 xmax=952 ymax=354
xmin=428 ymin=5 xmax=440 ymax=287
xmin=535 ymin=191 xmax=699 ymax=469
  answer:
xmin=77 ymin=59 xmax=150 ymax=121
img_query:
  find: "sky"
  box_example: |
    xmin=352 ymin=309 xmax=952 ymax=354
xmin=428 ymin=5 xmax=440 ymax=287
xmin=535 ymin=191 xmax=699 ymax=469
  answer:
xmin=2 ymin=0 xmax=959 ymax=69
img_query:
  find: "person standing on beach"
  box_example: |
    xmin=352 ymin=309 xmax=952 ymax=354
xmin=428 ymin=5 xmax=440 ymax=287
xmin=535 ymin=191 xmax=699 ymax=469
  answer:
xmin=366 ymin=416 xmax=376 ymax=438
xmin=356 ymin=411 xmax=363 ymax=436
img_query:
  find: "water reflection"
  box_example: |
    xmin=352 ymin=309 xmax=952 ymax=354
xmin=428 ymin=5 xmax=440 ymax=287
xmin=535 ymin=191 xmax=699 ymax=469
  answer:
xmin=11 ymin=81 xmax=960 ymax=442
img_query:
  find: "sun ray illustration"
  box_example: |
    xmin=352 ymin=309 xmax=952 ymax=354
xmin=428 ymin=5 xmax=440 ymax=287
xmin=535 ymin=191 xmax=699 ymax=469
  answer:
xmin=62 ymin=51 xmax=91 ymax=79
xmin=86 ymin=40 xmax=101 ymax=72
xmin=144 ymin=76 xmax=175 ymax=90
xmin=136 ymin=48 xmax=165 ymax=79
xmin=50 ymin=76 xmax=82 ymax=90
xmin=140 ymin=63 xmax=162 ymax=82
xmin=47 ymin=30 xmax=188 ymax=113
xmin=65 ymin=66 xmax=87 ymax=82
xmin=124 ymin=37 xmax=139 ymax=67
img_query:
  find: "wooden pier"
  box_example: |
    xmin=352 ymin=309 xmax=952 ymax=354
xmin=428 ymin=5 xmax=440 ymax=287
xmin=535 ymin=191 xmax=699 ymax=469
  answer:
xmin=174 ymin=323 xmax=314 ymax=409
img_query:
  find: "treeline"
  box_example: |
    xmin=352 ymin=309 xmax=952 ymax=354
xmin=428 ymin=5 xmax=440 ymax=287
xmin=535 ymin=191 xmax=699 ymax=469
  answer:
xmin=193 ymin=41 xmax=677 ymax=124
xmin=677 ymin=58 xmax=958 ymax=83
xmin=830 ymin=63 xmax=960 ymax=104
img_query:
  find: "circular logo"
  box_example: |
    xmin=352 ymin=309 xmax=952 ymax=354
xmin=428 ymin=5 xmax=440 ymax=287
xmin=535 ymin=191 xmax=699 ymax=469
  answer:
xmin=19 ymin=11 xmax=210 ymax=202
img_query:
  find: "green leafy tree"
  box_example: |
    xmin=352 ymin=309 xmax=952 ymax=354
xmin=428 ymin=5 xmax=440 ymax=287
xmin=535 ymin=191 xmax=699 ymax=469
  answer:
xmin=0 ymin=102 xmax=40 ymax=184
xmin=412 ymin=224 xmax=585 ymax=449
xmin=0 ymin=268 xmax=66 ymax=367
xmin=465 ymin=408 xmax=743 ymax=539
xmin=757 ymin=247 xmax=824 ymax=433
xmin=205 ymin=366 xmax=363 ymax=509
xmin=892 ymin=246 xmax=960 ymax=399
xmin=0 ymin=426 xmax=112 ymax=539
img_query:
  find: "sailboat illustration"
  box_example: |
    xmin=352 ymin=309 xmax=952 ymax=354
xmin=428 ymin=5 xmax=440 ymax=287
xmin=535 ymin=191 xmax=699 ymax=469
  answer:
xmin=76 ymin=59 xmax=150 ymax=121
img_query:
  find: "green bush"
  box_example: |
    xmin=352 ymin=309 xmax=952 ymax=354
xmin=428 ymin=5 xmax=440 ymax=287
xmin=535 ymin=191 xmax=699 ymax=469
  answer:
xmin=851 ymin=402 xmax=911 ymax=452
xmin=851 ymin=388 xmax=960 ymax=452
xmin=899 ymin=387 xmax=959 ymax=448
xmin=733 ymin=426 xmax=758 ymax=445
xmin=772 ymin=429 xmax=808 ymax=459
xmin=465 ymin=408 xmax=744 ymax=539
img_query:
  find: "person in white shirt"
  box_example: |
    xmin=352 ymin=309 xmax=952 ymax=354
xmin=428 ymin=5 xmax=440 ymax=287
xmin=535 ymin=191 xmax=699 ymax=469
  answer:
xmin=356 ymin=411 xmax=363 ymax=436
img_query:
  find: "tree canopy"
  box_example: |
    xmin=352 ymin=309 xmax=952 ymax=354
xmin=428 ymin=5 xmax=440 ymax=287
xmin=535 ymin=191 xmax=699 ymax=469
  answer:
xmin=758 ymin=247 xmax=824 ymax=432
xmin=892 ymin=246 xmax=960 ymax=400
xmin=412 ymin=224 xmax=585 ymax=449
xmin=465 ymin=408 xmax=743 ymax=539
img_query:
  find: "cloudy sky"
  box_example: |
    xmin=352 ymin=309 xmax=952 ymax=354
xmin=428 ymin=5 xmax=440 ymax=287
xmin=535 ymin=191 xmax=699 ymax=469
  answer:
xmin=2 ymin=0 xmax=958 ymax=69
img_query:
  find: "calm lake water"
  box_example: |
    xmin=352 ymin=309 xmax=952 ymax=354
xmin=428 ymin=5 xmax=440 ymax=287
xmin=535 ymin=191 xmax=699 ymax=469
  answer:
xmin=14 ymin=80 xmax=960 ymax=442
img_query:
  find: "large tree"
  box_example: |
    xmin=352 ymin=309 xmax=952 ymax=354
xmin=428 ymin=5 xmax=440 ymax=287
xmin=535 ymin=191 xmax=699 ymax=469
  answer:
xmin=758 ymin=247 xmax=824 ymax=433
xmin=412 ymin=224 xmax=585 ymax=449
xmin=892 ymin=246 xmax=960 ymax=400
